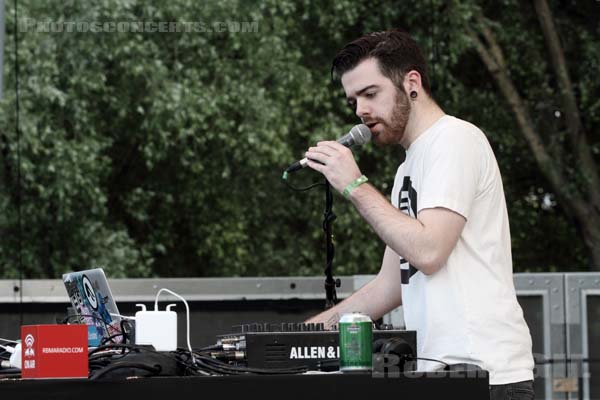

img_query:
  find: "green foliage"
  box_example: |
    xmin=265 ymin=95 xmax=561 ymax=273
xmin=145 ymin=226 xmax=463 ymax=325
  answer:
xmin=0 ymin=0 xmax=596 ymax=278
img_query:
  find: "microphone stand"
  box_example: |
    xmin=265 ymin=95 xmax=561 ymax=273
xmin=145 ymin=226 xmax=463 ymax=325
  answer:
xmin=323 ymin=179 xmax=340 ymax=309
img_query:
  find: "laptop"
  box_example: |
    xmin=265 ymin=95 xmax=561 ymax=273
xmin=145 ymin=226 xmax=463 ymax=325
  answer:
xmin=62 ymin=268 xmax=122 ymax=347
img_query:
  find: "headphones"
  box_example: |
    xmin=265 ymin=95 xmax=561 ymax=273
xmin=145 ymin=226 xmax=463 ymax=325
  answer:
xmin=373 ymin=337 xmax=415 ymax=372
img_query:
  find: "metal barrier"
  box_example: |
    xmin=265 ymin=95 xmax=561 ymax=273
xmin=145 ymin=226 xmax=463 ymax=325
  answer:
xmin=565 ymin=274 xmax=600 ymax=400
xmin=514 ymin=274 xmax=567 ymax=400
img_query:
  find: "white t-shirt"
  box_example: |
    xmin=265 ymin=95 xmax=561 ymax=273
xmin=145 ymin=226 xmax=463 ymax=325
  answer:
xmin=390 ymin=115 xmax=534 ymax=385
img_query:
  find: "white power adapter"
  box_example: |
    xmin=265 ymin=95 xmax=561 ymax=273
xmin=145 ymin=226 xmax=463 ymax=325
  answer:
xmin=135 ymin=303 xmax=178 ymax=351
xmin=133 ymin=288 xmax=195 ymax=363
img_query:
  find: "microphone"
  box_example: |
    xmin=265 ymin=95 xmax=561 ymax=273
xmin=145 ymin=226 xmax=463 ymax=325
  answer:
xmin=285 ymin=124 xmax=372 ymax=173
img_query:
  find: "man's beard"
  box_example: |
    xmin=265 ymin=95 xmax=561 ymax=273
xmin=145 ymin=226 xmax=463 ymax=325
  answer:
xmin=375 ymin=89 xmax=411 ymax=146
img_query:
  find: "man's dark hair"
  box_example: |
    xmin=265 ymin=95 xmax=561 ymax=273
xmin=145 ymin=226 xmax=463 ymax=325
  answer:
xmin=331 ymin=29 xmax=432 ymax=96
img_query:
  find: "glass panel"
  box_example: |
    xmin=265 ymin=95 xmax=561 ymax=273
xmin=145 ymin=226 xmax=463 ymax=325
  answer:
xmin=586 ymin=295 xmax=600 ymax=400
xmin=518 ymin=295 xmax=545 ymax=399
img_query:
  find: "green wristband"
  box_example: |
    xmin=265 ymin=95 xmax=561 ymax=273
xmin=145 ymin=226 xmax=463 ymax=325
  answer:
xmin=343 ymin=175 xmax=368 ymax=199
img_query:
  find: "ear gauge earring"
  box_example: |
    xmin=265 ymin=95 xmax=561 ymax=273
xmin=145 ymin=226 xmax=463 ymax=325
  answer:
xmin=410 ymin=91 xmax=418 ymax=100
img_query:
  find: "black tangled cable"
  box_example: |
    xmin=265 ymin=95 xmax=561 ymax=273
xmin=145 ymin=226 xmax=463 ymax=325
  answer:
xmin=87 ymin=343 xmax=309 ymax=379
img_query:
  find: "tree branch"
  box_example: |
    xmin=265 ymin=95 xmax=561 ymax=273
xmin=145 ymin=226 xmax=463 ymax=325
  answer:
xmin=464 ymin=24 xmax=589 ymax=218
xmin=533 ymin=0 xmax=600 ymax=206
xmin=533 ymin=0 xmax=581 ymax=139
xmin=475 ymin=12 xmax=506 ymax=70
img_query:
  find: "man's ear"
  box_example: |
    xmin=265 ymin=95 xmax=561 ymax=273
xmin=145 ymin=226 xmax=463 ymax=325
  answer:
xmin=403 ymin=70 xmax=422 ymax=94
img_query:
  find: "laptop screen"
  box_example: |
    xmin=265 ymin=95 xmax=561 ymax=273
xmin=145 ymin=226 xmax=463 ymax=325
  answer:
xmin=62 ymin=268 xmax=122 ymax=347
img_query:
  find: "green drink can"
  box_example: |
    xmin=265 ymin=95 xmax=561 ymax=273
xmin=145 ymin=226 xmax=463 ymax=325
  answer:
xmin=338 ymin=312 xmax=373 ymax=372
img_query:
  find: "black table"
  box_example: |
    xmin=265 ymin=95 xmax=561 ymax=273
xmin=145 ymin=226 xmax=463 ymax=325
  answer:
xmin=0 ymin=371 xmax=489 ymax=400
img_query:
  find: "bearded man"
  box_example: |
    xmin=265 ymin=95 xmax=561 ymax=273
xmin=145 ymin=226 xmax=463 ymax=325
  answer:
xmin=304 ymin=29 xmax=535 ymax=400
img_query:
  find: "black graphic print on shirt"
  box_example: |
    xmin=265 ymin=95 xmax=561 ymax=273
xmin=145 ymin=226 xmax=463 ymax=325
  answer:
xmin=398 ymin=176 xmax=419 ymax=284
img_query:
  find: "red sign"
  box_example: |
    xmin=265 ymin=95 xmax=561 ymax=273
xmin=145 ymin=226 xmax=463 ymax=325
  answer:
xmin=21 ymin=324 xmax=88 ymax=379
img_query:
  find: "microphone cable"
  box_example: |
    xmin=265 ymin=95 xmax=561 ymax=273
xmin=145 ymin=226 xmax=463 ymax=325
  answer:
xmin=282 ymin=175 xmax=325 ymax=192
xmin=281 ymin=162 xmax=325 ymax=192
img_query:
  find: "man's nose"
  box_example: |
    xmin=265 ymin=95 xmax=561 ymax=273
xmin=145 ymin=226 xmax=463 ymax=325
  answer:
xmin=355 ymin=99 xmax=370 ymax=119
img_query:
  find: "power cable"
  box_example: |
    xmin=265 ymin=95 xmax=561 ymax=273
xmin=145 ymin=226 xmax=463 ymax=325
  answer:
xmin=12 ymin=0 xmax=24 ymax=326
